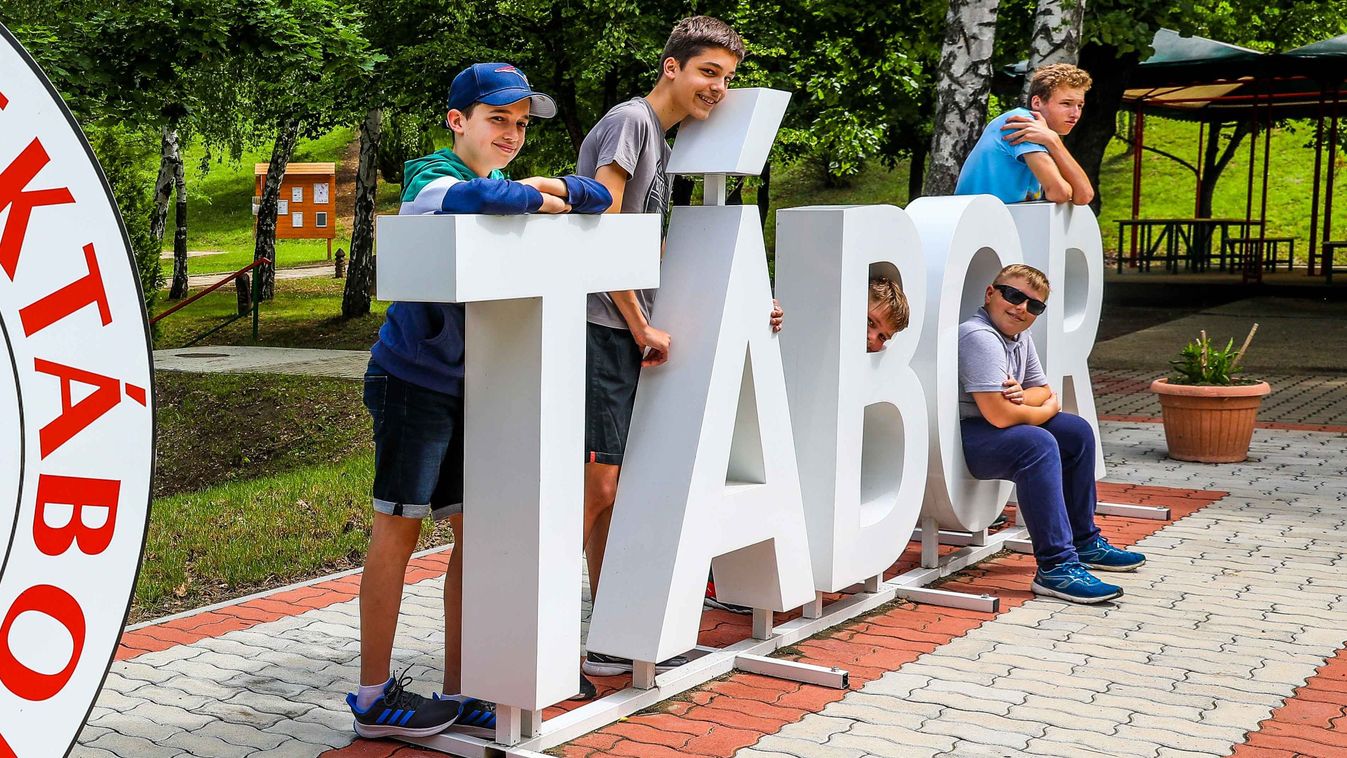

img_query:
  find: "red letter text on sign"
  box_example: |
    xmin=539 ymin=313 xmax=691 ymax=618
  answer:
xmin=0 ymin=585 xmax=86 ymax=701
xmin=33 ymin=358 xmax=122 ymax=459
xmin=19 ymin=243 xmax=112 ymax=334
xmin=0 ymin=139 xmax=76 ymax=279
xmin=33 ymin=475 xmax=120 ymax=556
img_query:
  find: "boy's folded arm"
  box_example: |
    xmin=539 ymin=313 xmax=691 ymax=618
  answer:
xmin=972 ymin=391 xmax=1054 ymax=428
xmin=559 ymin=175 xmax=613 ymax=214
xmin=438 ymin=178 xmax=545 ymax=215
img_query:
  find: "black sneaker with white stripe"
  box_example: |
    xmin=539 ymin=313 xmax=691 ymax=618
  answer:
xmin=346 ymin=674 xmax=460 ymax=738
xmin=434 ymin=694 xmax=497 ymax=738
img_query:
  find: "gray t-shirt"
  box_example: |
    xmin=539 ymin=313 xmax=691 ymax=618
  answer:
xmin=577 ymin=97 xmax=671 ymax=330
xmin=958 ymin=307 xmax=1048 ymax=420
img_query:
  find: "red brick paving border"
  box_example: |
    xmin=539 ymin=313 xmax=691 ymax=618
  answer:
xmin=1229 ymin=647 xmax=1347 ymax=758
xmin=320 ymin=482 xmax=1224 ymax=757
xmin=115 ymin=552 xmax=450 ymax=661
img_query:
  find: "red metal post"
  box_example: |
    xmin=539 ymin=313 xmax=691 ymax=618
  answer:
xmin=1130 ymin=110 xmax=1145 ymax=266
xmin=1309 ymin=107 xmax=1325 ymax=275
xmin=1194 ymin=121 xmax=1206 ymax=218
xmin=1326 ymin=94 xmax=1340 ymax=282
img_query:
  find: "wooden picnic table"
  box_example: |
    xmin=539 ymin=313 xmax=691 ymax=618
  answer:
xmin=1116 ymin=217 xmax=1265 ymax=273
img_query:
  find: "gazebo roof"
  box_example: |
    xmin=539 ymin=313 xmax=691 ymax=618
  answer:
xmin=1122 ymin=30 xmax=1347 ymax=120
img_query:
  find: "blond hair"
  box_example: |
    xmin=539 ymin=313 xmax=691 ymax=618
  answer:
xmin=868 ymin=277 xmax=910 ymax=332
xmin=995 ymin=264 xmax=1050 ymax=298
xmin=1029 ymin=63 xmax=1092 ymax=103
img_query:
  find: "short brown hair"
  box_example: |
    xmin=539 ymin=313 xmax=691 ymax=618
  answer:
xmin=659 ymin=16 xmax=746 ymax=68
xmin=995 ymin=264 xmax=1050 ymax=298
xmin=1029 ymin=63 xmax=1092 ymax=103
xmin=868 ymin=276 xmax=910 ymax=333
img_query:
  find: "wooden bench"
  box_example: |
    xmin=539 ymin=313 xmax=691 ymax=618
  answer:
xmin=1221 ymin=236 xmax=1296 ymax=272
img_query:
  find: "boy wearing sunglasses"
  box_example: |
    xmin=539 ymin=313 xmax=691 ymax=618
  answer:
xmin=959 ymin=265 xmax=1143 ymax=604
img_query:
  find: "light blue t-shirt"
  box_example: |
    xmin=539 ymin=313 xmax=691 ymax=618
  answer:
xmin=954 ymin=108 xmax=1050 ymax=204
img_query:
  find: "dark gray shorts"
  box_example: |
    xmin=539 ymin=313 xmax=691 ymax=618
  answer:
xmin=585 ymin=323 xmax=642 ymax=465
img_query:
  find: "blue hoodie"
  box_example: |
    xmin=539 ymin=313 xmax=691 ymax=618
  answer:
xmin=370 ymin=149 xmax=611 ymax=395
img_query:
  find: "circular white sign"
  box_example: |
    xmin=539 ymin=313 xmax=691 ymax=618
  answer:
xmin=0 ymin=23 xmax=154 ymax=757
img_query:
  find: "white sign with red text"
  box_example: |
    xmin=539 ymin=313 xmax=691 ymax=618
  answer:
xmin=0 ymin=25 xmax=155 ymax=758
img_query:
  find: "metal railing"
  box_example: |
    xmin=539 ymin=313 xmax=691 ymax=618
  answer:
xmin=151 ymin=257 xmax=270 ymax=346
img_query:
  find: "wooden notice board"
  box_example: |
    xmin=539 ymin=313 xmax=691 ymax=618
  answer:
xmin=254 ymin=162 xmax=337 ymax=258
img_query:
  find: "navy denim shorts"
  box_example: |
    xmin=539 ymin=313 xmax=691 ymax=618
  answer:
xmin=364 ymin=363 xmax=464 ymax=521
xmin=585 ymin=323 xmax=642 ymax=465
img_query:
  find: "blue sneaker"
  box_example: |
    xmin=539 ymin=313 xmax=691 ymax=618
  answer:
xmin=347 ymin=674 xmax=461 ymax=738
xmin=1032 ymin=562 xmax=1123 ymax=604
xmin=434 ymin=693 xmax=496 ymax=738
xmin=1077 ymin=536 xmax=1146 ymax=572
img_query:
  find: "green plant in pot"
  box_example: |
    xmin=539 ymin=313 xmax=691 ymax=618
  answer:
xmin=1150 ymin=324 xmax=1270 ymax=463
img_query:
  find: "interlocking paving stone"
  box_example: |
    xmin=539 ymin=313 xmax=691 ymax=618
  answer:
xmin=68 ymin=421 xmax=1347 ymax=758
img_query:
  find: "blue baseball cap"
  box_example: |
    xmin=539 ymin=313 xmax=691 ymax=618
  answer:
xmin=447 ymin=63 xmax=557 ymax=119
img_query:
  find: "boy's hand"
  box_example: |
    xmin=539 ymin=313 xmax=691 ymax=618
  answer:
xmin=769 ymin=299 xmax=784 ymax=332
xmin=636 ymin=325 xmax=671 ymax=367
xmin=538 ymin=194 xmax=572 ymax=214
xmin=1002 ymin=112 xmax=1061 ymax=148
xmin=1002 ymin=377 xmax=1024 ymax=404
xmin=518 ymin=176 xmax=567 ymax=197
xmin=1043 ymin=390 xmax=1062 ymax=416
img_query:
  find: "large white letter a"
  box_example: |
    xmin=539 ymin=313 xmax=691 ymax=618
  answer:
xmin=586 ymin=204 xmax=816 ymax=666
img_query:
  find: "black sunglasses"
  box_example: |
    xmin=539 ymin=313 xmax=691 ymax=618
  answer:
xmin=992 ymin=284 xmax=1047 ymax=315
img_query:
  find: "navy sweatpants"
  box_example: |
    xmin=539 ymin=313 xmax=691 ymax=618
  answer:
xmin=961 ymin=412 xmax=1100 ymax=568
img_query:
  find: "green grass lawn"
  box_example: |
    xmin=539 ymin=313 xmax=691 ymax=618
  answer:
xmin=165 ymin=127 xmax=404 ymax=276
xmin=151 ymin=276 xmax=387 ymax=351
xmin=140 ymin=370 xmax=449 ymax=621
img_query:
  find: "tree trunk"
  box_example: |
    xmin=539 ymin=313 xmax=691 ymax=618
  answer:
xmin=1063 ymin=42 xmax=1139 ymax=215
xmin=923 ymin=0 xmax=1000 ymax=196
xmin=757 ymin=161 xmax=771 ymax=230
xmin=169 ymin=150 xmax=188 ymax=299
xmin=344 ymin=108 xmax=381 ymax=318
xmin=1021 ymin=0 xmax=1086 ymax=101
xmin=151 ymin=125 xmax=183 ymax=297
xmin=1198 ymin=120 xmax=1250 ymax=218
xmin=671 ymin=175 xmax=695 ymax=207
xmin=254 ymin=119 xmax=300 ymax=301
xmin=908 ymin=141 xmax=929 ymax=201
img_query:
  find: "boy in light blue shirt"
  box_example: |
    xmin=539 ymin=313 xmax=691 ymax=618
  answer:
xmin=955 ymin=63 xmax=1096 ymax=205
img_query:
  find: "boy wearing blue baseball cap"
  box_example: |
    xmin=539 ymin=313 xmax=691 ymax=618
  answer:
xmin=346 ymin=62 xmax=611 ymax=740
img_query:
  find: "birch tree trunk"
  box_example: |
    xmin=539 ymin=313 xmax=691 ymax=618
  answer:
xmin=924 ymin=0 xmax=1000 ymax=196
xmin=253 ymin=119 xmax=300 ymax=301
xmin=343 ymin=108 xmax=381 ymax=317
xmin=151 ymin=126 xmax=184 ymax=297
xmin=169 ymin=147 xmax=189 ymax=299
xmin=1020 ymin=0 xmax=1086 ymax=101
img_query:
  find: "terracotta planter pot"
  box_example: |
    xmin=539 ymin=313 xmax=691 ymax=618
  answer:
xmin=1150 ymin=378 xmax=1271 ymax=463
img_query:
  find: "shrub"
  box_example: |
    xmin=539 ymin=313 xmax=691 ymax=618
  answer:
xmin=1168 ymin=324 xmax=1259 ymax=386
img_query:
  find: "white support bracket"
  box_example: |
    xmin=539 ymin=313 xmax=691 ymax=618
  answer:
xmin=405 ymin=524 xmax=1031 ymax=757
xmin=1097 ymin=501 xmax=1171 ymax=521
xmin=631 ymin=660 xmax=657 ymax=690
xmin=734 ymin=654 xmax=849 ymax=689
xmin=752 ymin=608 xmax=774 ymax=640
xmin=893 ymin=586 xmax=999 ymax=613
xmin=1004 ymin=538 xmax=1034 ymax=555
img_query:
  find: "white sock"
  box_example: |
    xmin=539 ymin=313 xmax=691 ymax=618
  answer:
xmin=355 ymin=678 xmax=392 ymax=710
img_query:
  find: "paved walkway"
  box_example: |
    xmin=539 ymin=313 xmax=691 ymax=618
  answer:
xmin=154 ymin=346 xmax=368 ymax=379
xmin=71 ymin=420 xmax=1347 ymax=757
xmin=187 ymin=263 xmax=336 ymax=289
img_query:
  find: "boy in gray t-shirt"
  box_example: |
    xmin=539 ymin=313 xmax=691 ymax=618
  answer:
xmin=577 ymin=96 xmax=668 ymax=329
xmin=576 ymin=16 xmax=785 ymax=679
xmin=958 ymin=264 xmax=1144 ymax=605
